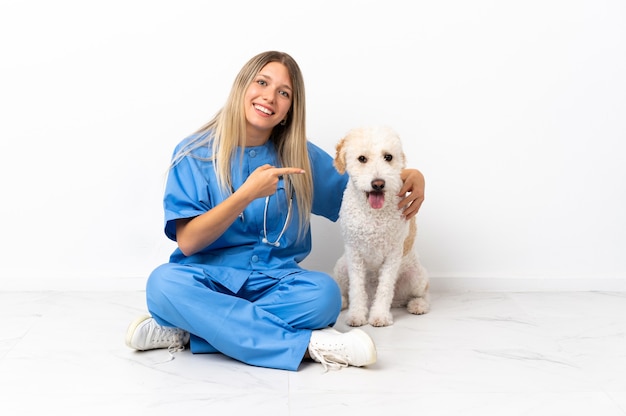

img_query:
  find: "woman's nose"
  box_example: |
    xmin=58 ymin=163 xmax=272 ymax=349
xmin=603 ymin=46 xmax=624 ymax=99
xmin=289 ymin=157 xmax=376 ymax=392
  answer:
xmin=262 ymin=89 xmax=277 ymax=103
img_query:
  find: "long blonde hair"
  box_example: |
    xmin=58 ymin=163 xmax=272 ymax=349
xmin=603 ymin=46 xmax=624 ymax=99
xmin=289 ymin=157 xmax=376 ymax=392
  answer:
xmin=172 ymin=51 xmax=313 ymax=238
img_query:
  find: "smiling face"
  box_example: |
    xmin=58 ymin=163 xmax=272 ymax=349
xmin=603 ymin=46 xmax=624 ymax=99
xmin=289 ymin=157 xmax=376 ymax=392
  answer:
xmin=243 ymin=61 xmax=293 ymax=146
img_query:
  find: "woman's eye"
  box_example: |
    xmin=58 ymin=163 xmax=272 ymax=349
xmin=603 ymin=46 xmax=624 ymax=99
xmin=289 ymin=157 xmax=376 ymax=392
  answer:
xmin=384 ymin=154 xmax=393 ymax=162
xmin=257 ymin=79 xmax=267 ymax=86
xmin=358 ymin=156 xmax=367 ymax=163
xmin=279 ymin=90 xmax=290 ymax=98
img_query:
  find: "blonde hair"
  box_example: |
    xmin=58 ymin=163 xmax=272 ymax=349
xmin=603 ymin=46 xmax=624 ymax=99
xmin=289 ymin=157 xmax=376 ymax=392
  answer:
xmin=172 ymin=51 xmax=313 ymax=238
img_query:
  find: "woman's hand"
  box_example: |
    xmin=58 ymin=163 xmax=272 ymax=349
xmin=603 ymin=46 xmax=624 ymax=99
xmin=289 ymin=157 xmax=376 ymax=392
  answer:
xmin=398 ymin=168 xmax=425 ymax=220
xmin=240 ymin=164 xmax=305 ymax=200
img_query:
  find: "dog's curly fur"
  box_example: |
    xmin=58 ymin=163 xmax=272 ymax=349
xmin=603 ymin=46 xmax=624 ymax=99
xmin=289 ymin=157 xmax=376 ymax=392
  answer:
xmin=332 ymin=126 xmax=430 ymax=327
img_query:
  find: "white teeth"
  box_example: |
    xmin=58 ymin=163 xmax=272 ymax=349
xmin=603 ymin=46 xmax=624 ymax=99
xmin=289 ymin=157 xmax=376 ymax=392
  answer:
xmin=254 ymin=104 xmax=273 ymax=115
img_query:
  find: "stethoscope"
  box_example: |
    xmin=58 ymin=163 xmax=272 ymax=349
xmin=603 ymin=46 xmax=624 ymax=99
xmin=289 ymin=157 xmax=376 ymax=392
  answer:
xmin=262 ymin=192 xmax=293 ymax=247
xmin=261 ymin=179 xmax=293 ymax=247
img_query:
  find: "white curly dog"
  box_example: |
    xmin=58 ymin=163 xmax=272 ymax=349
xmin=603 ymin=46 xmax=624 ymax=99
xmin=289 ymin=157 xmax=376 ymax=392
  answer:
xmin=332 ymin=126 xmax=430 ymax=327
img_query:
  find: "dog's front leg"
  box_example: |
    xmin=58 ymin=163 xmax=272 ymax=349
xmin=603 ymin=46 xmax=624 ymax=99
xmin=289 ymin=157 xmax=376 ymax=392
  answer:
xmin=368 ymin=256 xmax=402 ymax=327
xmin=345 ymin=249 xmax=369 ymax=327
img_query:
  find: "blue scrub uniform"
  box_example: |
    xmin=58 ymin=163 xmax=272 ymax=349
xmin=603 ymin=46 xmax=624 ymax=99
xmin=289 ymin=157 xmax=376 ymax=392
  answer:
xmin=146 ymin=133 xmax=348 ymax=371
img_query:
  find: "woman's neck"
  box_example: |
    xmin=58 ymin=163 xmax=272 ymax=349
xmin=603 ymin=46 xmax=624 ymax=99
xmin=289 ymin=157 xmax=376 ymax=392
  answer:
xmin=245 ymin=126 xmax=272 ymax=147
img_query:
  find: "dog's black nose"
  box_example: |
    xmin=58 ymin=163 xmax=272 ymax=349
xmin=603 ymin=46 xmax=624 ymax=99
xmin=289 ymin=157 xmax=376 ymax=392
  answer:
xmin=371 ymin=179 xmax=385 ymax=191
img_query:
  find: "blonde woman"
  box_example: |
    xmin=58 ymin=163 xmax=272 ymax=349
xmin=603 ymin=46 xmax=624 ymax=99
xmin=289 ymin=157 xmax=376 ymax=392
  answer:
xmin=125 ymin=51 xmax=425 ymax=371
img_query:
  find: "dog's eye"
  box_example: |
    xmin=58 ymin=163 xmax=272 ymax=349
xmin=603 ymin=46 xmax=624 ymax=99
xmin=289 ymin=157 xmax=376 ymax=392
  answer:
xmin=384 ymin=154 xmax=393 ymax=162
xmin=358 ymin=156 xmax=367 ymax=163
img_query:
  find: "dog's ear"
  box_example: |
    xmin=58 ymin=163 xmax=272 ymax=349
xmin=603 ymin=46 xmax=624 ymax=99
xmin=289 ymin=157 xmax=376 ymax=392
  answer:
xmin=334 ymin=137 xmax=347 ymax=174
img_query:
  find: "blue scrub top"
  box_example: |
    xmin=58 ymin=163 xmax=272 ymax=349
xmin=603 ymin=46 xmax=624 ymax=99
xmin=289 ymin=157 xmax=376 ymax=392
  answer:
xmin=162 ymin=132 xmax=348 ymax=293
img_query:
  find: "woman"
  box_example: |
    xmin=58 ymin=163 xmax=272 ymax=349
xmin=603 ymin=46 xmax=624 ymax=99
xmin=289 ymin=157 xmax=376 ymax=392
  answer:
xmin=125 ymin=51 xmax=425 ymax=371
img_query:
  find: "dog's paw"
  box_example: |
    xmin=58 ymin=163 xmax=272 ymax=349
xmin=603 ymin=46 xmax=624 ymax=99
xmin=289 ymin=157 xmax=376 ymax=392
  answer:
xmin=368 ymin=312 xmax=394 ymax=327
xmin=345 ymin=314 xmax=368 ymax=327
xmin=407 ymin=297 xmax=430 ymax=315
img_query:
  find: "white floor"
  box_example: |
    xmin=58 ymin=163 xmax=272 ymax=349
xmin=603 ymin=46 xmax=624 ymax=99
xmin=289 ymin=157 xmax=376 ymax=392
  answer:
xmin=1 ymin=290 xmax=625 ymax=415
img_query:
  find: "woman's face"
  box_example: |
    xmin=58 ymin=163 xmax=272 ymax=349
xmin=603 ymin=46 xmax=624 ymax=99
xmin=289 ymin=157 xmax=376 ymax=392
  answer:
xmin=244 ymin=61 xmax=293 ymax=145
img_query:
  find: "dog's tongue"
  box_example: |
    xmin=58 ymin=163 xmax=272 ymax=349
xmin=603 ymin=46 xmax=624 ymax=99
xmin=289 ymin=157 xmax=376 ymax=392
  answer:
xmin=368 ymin=192 xmax=385 ymax=209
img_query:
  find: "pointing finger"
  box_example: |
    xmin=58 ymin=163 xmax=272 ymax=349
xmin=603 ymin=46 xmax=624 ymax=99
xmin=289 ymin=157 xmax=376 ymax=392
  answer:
xmin=274 ymin=167 xmax=306 ymax=176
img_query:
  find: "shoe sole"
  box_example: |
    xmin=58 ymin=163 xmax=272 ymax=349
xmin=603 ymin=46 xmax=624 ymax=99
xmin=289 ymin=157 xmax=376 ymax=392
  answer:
xmin=125 ymin=314 xmax=152 ymax=350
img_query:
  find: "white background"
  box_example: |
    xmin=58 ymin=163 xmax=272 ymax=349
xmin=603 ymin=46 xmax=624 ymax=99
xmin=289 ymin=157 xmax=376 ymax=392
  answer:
xmin=1 ymin=0 xmax=624 ymax=290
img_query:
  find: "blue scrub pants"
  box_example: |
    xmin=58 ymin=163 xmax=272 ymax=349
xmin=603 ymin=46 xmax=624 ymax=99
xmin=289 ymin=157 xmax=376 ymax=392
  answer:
xmin=146 ymin=263 xmax=342 ymax=371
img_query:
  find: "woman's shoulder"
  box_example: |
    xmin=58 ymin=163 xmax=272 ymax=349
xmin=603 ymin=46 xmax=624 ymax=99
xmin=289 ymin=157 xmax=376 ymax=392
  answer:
xmin=172 ymin=131 xmax=213 ymax=159
xmin=306 ymin=140 xmax=333 ymax=161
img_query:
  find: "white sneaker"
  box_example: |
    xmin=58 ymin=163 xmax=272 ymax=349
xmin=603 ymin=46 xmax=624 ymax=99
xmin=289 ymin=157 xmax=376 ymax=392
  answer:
xmin=308 ymin=327 xmax=377 ymax=371
xmin=125 ymin=315 xmax=190 ymax=353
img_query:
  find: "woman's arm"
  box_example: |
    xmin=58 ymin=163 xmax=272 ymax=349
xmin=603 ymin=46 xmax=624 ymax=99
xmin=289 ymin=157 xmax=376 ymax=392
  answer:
xmin=176 ymin=165 xmax=305 ymax=256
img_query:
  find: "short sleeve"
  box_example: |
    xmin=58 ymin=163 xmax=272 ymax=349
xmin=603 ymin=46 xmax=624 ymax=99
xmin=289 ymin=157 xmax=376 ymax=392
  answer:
xmin=307 ymin=141 xmax=348 ymax=221
xmin=163 ymin=144 xmax=215 ymax=241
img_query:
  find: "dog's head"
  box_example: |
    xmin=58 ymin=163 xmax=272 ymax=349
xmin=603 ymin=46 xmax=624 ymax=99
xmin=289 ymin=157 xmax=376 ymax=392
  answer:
xmin=334 ymin=126 xmax=406 ymax=210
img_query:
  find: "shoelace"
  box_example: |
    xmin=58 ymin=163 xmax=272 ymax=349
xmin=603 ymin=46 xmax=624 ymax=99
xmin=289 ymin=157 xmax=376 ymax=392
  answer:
xmin=162 ymin=342 xmax=185 ymax=363
xmin=153 ymin=342 xmax=185 ymax=364
xmin=150 ymin=326 xmax=187 ymax=364
xmin=308 ymin=347 xmax=350 ymax=372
